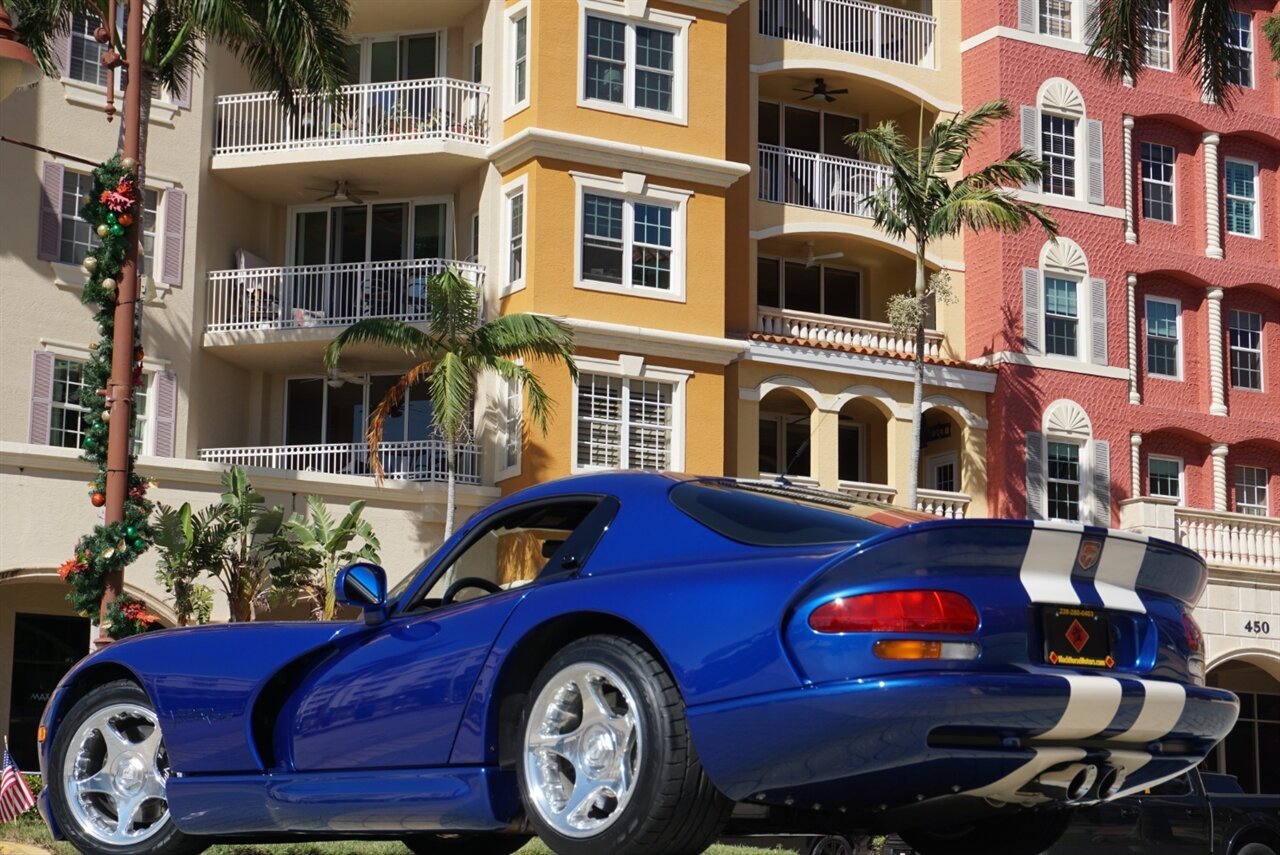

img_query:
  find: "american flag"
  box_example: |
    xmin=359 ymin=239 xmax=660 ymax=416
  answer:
xmin=0 ymin=741 xmax=37 ymax=825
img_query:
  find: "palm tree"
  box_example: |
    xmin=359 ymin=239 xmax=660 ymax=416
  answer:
xmin=325 ymin=268 xmax=577 ymax=538
xmin=847 ymin=100 xmax=1058 ymax=510
xmin=1089 ymin=1 xmax=1279 ymax=107
xmin=13 ymin=0 xmax=351 ymax=185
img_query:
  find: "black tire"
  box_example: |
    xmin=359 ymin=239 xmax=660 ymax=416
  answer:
xmin=516 ymin=635 xmax=731 ymax=855
xmin=806 ymin=834 xmax=855 ymax=855
xmin=1235 ymin=843 xmax=1278 ymax=855
xmin=47 ymin=679 xmax=205 ymax=855
xmin=900 ymin=807 xmax=1074 ymax=855
xmin=402 ymin=832 xmax=531 ymax=855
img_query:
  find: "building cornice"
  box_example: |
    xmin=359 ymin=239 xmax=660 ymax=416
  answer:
xmin=489 ymin=128 xmax=750 ymax=189
xmin=973 ymin=351 xmax=1131 ymax=380
xmin=550 ymin=316 xmax=747 ymax=365
xmin=743 ymin=341 xmax=998 ymax=393
xmin=667 ymin=0 xmax=744 ymax=14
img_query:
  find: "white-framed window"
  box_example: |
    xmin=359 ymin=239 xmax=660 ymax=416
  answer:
xmin=506 ymin=3 xmax=530 ymax=116
xmin=470 ymin=41 xmax=483 ymax=84
xmin=1145 ymin=296 xmax=1181 ymax=378
xmin=928 ymin=452 xmax=959 ymax=493
xmin=58 ymin=169 xmax=158 ymax=275
xmin=470 ymin=212 xmax=480 ymax=261
xmin=1147 ymin=455 xmax=1183 ymax=502
xmin=500 ymin=373 xmax=522 ymax=476
xmin=1225 ymin=159 xmax=1259 ymax=237
xmin=1046 ymin=439 xmax=1083 ymax=522
xmin=68 ymin=12 xmax=113 ymax=87
xmin=574 ymin=173 xmax=688 ymax=300
xmin=339 ymin=31 xmax=443 ymax=85
xmin=49 ymin=357 xmax=150 ymax=454
xmin=1141 ymin=142 xmax=1176 ymax=222
xmin=502 ymin=176 xmax=527 ymax=294
xmin=1229 ymin=310 xmax=1263 ymax=391
xmin=1142 ymin=0 xmax=1172 ymax=70
xmin=578 ymin=3 xmax=689 ymax=123
xmin=1039 ymin=0 xmax=1074 ymax=38
xmin=284 ymin=374 xmax=436 ymax=446
xmin=573 ymin=357 xmax=687 ymax=472
xmin=1044 ymin=276 xmax=1080 ymax=357
xmin=1234 ymin=465 xmax=1269 ymax=516
xmin=1226 ymin=10 xmax=1254 ymax=88
xmin=1041 ymin=113 xmax=1077 ymax=197
xmin=756 ymin=256 xmax=864 ymax=320
xmin=758 ymin=411 xmax=811 ymax=479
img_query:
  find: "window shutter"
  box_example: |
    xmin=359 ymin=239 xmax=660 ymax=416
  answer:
xmin=38 ymin=161 xmax=64 ymax=261
xmin=1020 ymin=106 xmax=1040 ymax=189
xmin=29 ymin=350 xmax=55 ymax=444
xmin=1018 ymin=0 xmax=1036 ymax=32
xmin=159 ymin=189 xmax=186 ymax=285
xmin=1090 ymin=277 xmax=1108 ymax=365
xmin=1092 ymin=439 xmax=1112 ymax=527
xmin=1087 ymin=118 xmax=1104 ymax=204
xmin=1083 ymin=0 xmax=1100 ymax=42
xmin=153 ymin=370 xmax=178 ymax=457
xmin=176 ymin=71 xmax=191 ymax=110
xmin=52 ymin=31 xmax=71 ymax=78
xmin=1026 ymin=431 xmax=1045 ymax=520
xmin=1023 ymin=267 xmax=1042 ymax=354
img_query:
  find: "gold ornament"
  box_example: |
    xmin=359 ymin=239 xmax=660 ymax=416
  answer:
xmin=97 ymin=224 xmax=110 ymax=238
xmin=103 ymin=547 xmax=115 ymax=560
xmin=101 ymin=410 xmax=111 ymax=422
xmin=102 ymin=278 xmax=118 ymax=292
xmin=83 ymin=256 xmax=99 ymax=273
xmin=121 ymin=156 xmax=137 ymax=172
xmin=117 ymin=540 xmax=127 ymax=552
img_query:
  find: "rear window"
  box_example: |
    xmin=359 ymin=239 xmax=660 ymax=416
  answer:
xmin=669 ymin=481 xmax=897 ymax=546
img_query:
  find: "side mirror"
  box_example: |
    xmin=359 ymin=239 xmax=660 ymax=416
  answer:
xmin=335 ymin=562 xmax=388 ymax=625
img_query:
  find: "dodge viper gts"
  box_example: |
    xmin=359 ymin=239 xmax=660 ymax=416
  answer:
xmin=37 ymin=472 xmax=1238 ymax=855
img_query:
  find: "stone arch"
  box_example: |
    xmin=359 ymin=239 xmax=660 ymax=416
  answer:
xmin=830 ymin=384 xmax=907 ymax=420
xmin=1207 ymin=647 xmax=1280 ymax=683
xmin=923 ymin=394 xmax=988 ymax=430
xmin=754 ymin=374 xmax=826 ymax=410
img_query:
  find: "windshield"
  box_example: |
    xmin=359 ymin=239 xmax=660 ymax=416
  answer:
xmin=670 ymin=480 xmax=927 ymax=547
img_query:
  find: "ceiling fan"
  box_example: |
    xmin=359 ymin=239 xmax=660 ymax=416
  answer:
xmin=787 ymin=242 xmax=844 ymax=269
xmin=794 ymin=78 xmax=848 ymax=102
xmin=305 ymin=179 xmax=379 ymax=205
xmin=325 ymin=368 xmax=364 ymax=388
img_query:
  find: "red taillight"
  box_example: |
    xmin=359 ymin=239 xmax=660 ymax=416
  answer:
xmin=1183 ymin=613 xmax=1203 ymax=654
xmin=809 ymin=590 xmax=979 ymax=634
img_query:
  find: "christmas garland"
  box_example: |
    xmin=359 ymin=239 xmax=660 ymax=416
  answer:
xmin=58 ymin=153 xmax=159 ymax=639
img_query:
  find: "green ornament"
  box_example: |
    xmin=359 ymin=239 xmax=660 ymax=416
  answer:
xmin=106 ymin=212 xmax=117 ymax=225
xmin=110 ymin=224 xmax=125 ymax=237
xmin=132 ymin=539 xmax=145 ymax=550
xmin=125 ymin=525 xmax=137 ymax=537
xmin=97 ymin=224 xmax=110 ymax=238
xmin=84 ymin=436 xmax=95 ymax=447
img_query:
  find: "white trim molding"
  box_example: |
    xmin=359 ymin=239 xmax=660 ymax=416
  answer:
xmin=489 ymin=127 xmax=750 ymax=188
xmin=973 ymin=351 xmax=1130 ymax=380
xmin=748 ymin=59 xmax=962 ymax=115
xmin=551 ymin=315 xmax=745 ymax=365
xmin=577 ymin=0 xmax=692 ymax=126
xmin=501 ymin=173 xmax=529 ymax=296
xmin=1010 ymin=189 xmax=1125 ymax=219
xmin=744 ymin=340 xmax=998 ymax=394
xmin=504 ymin=1 xmax=531 ymax=119
xmin=749 ymin=222 xmax=964 ymax=271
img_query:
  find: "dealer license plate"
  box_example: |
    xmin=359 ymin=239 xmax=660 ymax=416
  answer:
xmin=1042 ymin=606 xmax=1114 ymax=669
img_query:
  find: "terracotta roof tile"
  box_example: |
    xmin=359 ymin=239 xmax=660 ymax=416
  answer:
xmin=747 ymin=333 xmax=997 ymax=372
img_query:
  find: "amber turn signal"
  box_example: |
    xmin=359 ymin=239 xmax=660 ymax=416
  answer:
xmin=873 ymin=640 xmax=980 ymax=661
xmin=37 ymin=724 xmax=47 ymax=744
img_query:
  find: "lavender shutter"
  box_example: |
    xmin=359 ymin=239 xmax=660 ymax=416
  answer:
xmin=1092 ymin=439 xmax=1112 ymax=526
xmin=1023 ymin=267 xmax=1043 ymax=354
xmin=52 ymin=31 xmax=71 ymax=78
xmin=1026 ymin=431 xmax=1045 ymax=520
xmin=1020 ymin=106 xmax=1040 ymax=190
xmin=1087 ymin=119 xmax=1105 ymax=204
xmin=29 ymin=350 xmax=55 ymax=444
xmin=1083 ymin=0 xmax=1100 ymax=42
xmin=38 ymin=161 xmax=64 ymax=261
xmin=159 ymin=189 xmax=186 ymax=285
xmin=153 ymin=370 xmax=177 ymax=456
xmin=176 ymin=71 xmax=191 ymax=109
xmin=1090 ymin=277 xmax=1108 ymax=365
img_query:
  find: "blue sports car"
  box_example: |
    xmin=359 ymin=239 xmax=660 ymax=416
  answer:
xmin=37 ymin=472 xmax=1238 ymax=855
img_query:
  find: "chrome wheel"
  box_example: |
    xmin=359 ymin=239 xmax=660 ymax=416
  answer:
xmin=63 ymin=702 xmax=172 ymax=847
xmin=522 ymin=662 xmax=642 ymax=838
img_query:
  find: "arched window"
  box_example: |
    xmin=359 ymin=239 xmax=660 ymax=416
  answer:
xmin=1022 ymin=238 xmax=1109 ymax=366
xmin=1021 ymin=79 xmax=1104 ymax=206
xmin=1026 ymin=399 xmax=1111 ymax=525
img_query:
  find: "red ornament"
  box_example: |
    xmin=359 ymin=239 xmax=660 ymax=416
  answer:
xmin=91 ymin=492 xmax=106 ymax=507
xmin=118 ymin=213 xmax=133 ymax=227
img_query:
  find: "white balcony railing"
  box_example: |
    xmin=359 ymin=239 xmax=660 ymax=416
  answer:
xmin=757 ymin=306 xmax=944 ymax=358
xmin=214 ymin=78 xmax=490 ymax=156
xmin=758 ymin=144 xmax=893 ymax=217
xmin=838 ymin=479 xmax=897 ymax=504
xmin=759 ymin=0 xmax=937 ymax=68
xmin=1176 ymin=507 xmax=1279 ymax=572
xmin=199 ymin=440 xmax=482 ymax=485
xmin=206 ymin=258 xmax=484 ymax=333
xmin=917 ymin=489 xmax=971 ymax=519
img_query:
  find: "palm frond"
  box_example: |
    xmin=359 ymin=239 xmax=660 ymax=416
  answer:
xmin=427 ymin=268 xmax=482 ymax=343
xmin=845 ymin=121 xmax=916 ymax=175
xmin=10 ymin=0 xmax=93 ymax=76
xmin=957 ymin=149 xmax=1048 ymax=190
xmin=473 ymin=314 xmax=578 ymax=379
xmin=931 ymin=185 xmax=1059 ymax=238
xmin=486 ymin=359 xmax=556 ymax=435
xmin=426 ymin=351 xmax=476 ymax=443
xmin=363 ymin=360 xmax=433 ymax=483
xmin=925 ymin=101 xmax=1013 ymax=175
xmin=325 ymin=318 xmax=440 ymax=369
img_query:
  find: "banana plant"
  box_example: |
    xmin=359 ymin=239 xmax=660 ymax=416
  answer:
xmin=272 ymin=496 xmax=381 ymax=621
xmin=214 ymin=466 xmax=284 ymax=622
xmin=152 ymin=501 xmax=222 ymax=625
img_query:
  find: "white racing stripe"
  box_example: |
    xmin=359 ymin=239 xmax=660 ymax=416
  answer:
xmin=967 ymin=746 xmax=1087 ymax=803
xmin=1037 ymin=675 xmax=1123 ymax=740
xmin=1094 ymin=535 xmax=1148 ymax=613
xmin=1103 ymin=749 xmax=1158 ymax=799
xmin=1020 ymin=523 xmax=1082 ymax=605
xmin=1117 ymin=681 xmax=1186 ymax=742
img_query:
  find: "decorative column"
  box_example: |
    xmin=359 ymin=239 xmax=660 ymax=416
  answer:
xmin=1127 ymin=274 xmax=1141 ymax=404
xmin=1123 ymin=117 xmax=1137 ymax=244
xmin=1211 ymin=443 xmax=1229 ymax=511
xmin=1203 ymin=133 xmax=1223 ymax=259
xmin=1207 ymin=287 xmax=1227 ymax=415
xmin=1130 ymin=433 xmax=1143 ymax=498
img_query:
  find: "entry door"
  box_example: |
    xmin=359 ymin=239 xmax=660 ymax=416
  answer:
xmin=9 ymin=613 xmax=90 ymax=770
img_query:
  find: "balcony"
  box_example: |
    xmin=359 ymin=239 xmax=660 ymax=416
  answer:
xmin=757 ymin=306 xmax=944 ymax=359
xmin=198 ymin=440 xmax=482 ymax=485
xmin=758 ymin=144 xmax=892 ymax=218
xmin=759 ymin=0 xmax=937 ymax=68
xmin=207 ymin=258 xmax=484 ymax=334
xmin=1121 ymin=498 xmax=1279 ymax=573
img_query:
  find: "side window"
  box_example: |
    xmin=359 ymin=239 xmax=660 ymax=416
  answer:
xmin=1146 ymin=772 xmax=1193 ymax=797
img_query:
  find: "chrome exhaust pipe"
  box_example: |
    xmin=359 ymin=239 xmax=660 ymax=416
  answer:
xmin=1031 ymin=763 xmax=1098 ymax=803
xmin=1090 ymin=764 xmax=1127 ymax=800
